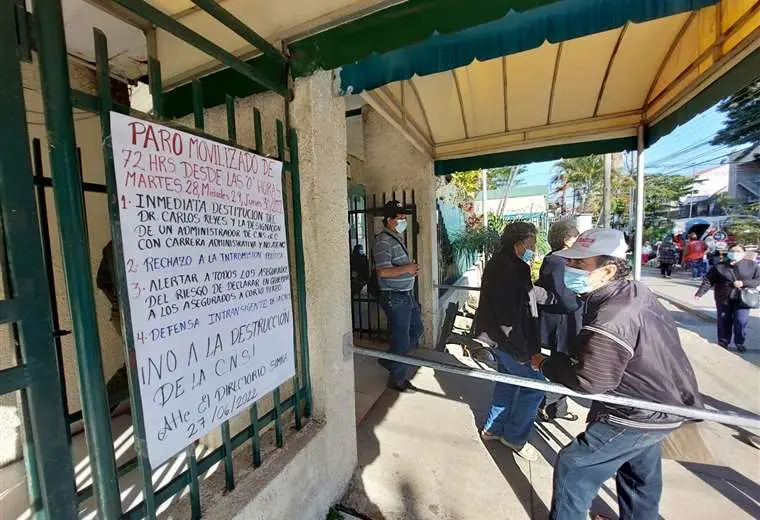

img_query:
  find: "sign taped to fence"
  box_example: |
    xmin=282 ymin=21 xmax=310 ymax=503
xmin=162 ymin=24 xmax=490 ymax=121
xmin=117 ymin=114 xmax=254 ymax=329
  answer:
xmin=109 ymin=112 xmax=295 ymax=467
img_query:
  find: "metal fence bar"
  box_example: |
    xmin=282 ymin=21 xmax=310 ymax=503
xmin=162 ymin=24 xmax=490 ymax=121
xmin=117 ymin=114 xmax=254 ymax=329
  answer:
xmin=94 ymin=28 xmax=157 ymax=519
xmin=287 ymin=130 xmax=313 ymax=416
xmin=250 ymin=403 xmax=262 ymax=466
xmin=186 ymin=76 xmax=206 ymax=520
xmin=149 ymin=57 xmax=164 ymax=118
xmin=111 ymin=0 xmax=287 ymax=95
xmin=353 ymin=346 xmax=760 ymax=430
xmin=189 ymin=0 xmax=286 ymax=65
xmin=30 ymin=138 xmax=74 ymax=442
xmin=0 ymin=365 xmax=30 ymax=395
xmin=32 ymin=3 xmax=121 ymax=516
xmin=277 ymin=119 xmax=302 ymax=431
xmin=219 ymin=94 xmax=238 ymax=492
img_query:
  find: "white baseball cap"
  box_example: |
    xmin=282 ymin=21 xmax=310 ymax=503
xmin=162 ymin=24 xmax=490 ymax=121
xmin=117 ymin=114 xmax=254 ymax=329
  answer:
xmin=555 ymin=228 xmax=628 ymax=260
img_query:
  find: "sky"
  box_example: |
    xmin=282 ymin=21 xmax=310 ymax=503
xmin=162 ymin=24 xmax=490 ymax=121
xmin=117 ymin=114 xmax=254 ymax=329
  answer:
xmin=518 ymin=103 xmax=735 ymax=189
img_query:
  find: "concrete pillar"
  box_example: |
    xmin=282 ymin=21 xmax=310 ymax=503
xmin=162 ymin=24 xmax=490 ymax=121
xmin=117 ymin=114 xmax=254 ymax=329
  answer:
xmin=361 ymin=107 xmax=438 ymax=346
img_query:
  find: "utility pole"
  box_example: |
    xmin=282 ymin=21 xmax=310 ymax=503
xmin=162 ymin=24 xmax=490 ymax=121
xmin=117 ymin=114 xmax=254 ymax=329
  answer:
xmin=481 ymin=169 xmax=488 ymax=226
xmin=603 ymin=153 xmax=612 ymax=227
xmin=689 ymin=167 xmax=696 ymax=218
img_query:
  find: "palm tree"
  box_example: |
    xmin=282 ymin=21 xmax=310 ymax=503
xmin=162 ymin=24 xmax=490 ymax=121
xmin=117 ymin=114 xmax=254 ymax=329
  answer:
xmin=552 ymin=156 xmax=604 ymax=213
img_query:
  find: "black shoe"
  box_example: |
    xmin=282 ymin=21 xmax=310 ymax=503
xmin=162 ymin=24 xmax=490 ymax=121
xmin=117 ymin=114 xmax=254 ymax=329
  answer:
xmin=737 ymin=344 xmax=747 ymax=353
xmin=387 ymin=380 xmax=418 ymax=393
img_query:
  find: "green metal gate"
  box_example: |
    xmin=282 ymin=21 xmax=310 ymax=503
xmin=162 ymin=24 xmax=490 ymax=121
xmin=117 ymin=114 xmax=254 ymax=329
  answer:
xmin=1 ymin=1 xmax=312 ymax=518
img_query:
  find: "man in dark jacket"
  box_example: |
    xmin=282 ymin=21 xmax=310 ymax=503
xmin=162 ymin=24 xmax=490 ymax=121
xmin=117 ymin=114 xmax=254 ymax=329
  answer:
xmin=537 ymin=220 xmax=582 ymax=355
xmin=531 ymin=228 xmax=702 ymax=520
xmin=472 ymin=222 xmax=553 ymax=461
xmin=535 ymin=220 xmax=582 ymax=422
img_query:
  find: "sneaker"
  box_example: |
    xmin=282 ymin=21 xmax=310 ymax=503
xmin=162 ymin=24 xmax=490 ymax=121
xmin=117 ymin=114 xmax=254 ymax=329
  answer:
xmin=736 ymin=344 xmax=747 ymax=353
xmin=499 ymin=439 xmax=540 ymax=461
xmin=481 ymin=430 xmax=500 ymax=442
xmin=387 ymin=380 xmax=418 ymax=393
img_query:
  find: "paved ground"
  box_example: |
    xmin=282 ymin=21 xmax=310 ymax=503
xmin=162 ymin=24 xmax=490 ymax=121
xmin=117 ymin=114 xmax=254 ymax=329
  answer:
xmin=343 ymin=277 xmax=760 ymax=520
xmin=642 ymin=267 xmax=760 ymax=367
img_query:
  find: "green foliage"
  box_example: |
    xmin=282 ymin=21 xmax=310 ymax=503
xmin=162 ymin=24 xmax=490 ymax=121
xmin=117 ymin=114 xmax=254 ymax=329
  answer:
xmin=447 ymin=166 xmax=526 ymax=205
xmin=551 ymin=155 xmax=633 ymax=219
xmin=644 ymin=174 xmax=695 ymax=214
xmin=450 ymin=224 xmax=503 ymax=266
xmin=712 ymin=78 xmax=760 ymax=148
xmin=726 ymin=216 xmax=760 ymax=245
xmin=643 ymin=217 xmax=674 ymax=243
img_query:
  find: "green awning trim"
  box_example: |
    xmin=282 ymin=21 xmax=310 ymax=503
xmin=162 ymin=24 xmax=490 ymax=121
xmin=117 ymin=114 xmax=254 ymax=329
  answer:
xmin=338 ymin=0 xmax=717 ymax=95
xmin=434 ymin=137 xmax=637 ymax=176
xmin=164 ymin=0 xmax=559 ymax=118
xmin=289 ymin=0 xmax=560 ymax=77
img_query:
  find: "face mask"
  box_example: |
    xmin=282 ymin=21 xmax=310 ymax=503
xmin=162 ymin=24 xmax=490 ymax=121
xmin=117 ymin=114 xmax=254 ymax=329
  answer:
xmin=727 ymin=252 xmax=744 ymax=262
xmin=395 ymin=219 xmax=408 ymax=234
xmin=564 ymin=266 xmax=594 ymax=294
xmin=521 ymin=248 xmax=535 ymax=264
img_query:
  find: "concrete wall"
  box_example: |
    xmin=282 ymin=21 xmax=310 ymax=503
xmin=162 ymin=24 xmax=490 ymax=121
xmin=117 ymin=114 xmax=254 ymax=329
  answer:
xmin=357 ymin=107 xmax=439 ymax=345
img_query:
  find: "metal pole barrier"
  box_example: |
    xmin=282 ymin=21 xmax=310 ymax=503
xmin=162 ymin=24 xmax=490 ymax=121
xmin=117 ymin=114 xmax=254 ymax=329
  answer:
xmin=436 ymin=284 xmax=482 ymax=291
xmin=352 ymin=346 xmax=760 ymax=430
xmin=633 ymin=124 xmax=646 ymax=281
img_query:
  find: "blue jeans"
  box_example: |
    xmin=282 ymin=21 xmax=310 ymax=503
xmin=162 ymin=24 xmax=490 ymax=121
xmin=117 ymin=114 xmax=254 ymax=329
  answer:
xmin=379 ymin=291 xmax=423 ymax=385
xmin=483 ymin=350 xmax=545 ymax=446
xmin=717 ymin=300 xmax=749 ymax=347
xmin=689 ymin=260 xmax=705 ymax=278
xmin=551 ymin=421 xmax=669 ymax=520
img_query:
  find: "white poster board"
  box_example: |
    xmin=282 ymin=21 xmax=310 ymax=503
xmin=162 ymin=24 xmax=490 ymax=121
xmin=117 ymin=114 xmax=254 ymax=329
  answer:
xmin=109 ymin=112 xmax=295 ymax=468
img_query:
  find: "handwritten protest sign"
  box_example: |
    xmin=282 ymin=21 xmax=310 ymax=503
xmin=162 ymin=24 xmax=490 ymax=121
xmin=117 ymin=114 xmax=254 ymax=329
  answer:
xmin=109 ymin=112 xmax=295 ymax=467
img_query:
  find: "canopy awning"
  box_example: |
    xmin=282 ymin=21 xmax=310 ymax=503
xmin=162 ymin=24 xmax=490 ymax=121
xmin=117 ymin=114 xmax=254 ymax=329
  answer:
xmin=337 ymin=0 xmax=760 ymax=173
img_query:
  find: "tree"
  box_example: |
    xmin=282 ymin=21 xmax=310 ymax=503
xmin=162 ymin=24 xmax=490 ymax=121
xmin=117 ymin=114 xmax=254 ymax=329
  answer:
xmin=552 ymin=156 xmax=604 ymax=213
xmin=712 ymin=78 xmax=760 ymax=148
xmin=551 ymin=155 xmax=633 ymax=222
xmin=447 ymin=166 xmax=525 ymax=206
xmin=643 ymin=174 xmax=694 ymax=214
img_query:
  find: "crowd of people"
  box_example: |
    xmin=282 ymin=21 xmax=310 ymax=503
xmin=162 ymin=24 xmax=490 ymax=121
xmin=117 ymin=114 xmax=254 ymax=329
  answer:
xmin=640 ymin=230 xmax=760 ymax=353
xmin=374 ymin=213 xmax=704 ymax=520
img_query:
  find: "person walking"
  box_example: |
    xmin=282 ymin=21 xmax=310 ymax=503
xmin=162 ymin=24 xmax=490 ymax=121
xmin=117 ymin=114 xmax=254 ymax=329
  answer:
xmin=535 ymin=220 xmax=581 ymax=422
xmin=684 ymin=232 xmax=707 ymax=279
xmin=473 ymin=222 xmax=553 ymax=461
xmin=641 ymin=241 xmax=653 ymax=266
xmin=375 ymin=200 xmax=423 ymax=392
xmin=531 ymin=228 xmax=702 ymax=520
xmin=657 ymin=237 xmax=677 ymax=278
xmin=695 ymin=244 xmax=760 ymax=353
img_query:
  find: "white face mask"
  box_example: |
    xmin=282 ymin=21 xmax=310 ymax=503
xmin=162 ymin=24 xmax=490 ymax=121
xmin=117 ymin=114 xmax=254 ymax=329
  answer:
xmin=395 ymin=219 xmax=408 ymax=234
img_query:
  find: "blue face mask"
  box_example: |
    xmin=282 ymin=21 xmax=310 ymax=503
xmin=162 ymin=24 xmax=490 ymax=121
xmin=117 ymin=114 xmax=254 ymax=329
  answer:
xmin=564 ymin=266 xmax=594 ymax=294
xmin=727 ymin=252 xmax=744 ymax=262
xmin=395 ymin=219 xmax=408 ymax=234
xmin=521 ymin=248 xmax=535 ymax=264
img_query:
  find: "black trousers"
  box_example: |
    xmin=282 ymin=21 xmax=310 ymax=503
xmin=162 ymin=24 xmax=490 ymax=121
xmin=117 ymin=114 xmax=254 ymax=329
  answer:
xmin=660 ymin=263 xmax=673 ymax=276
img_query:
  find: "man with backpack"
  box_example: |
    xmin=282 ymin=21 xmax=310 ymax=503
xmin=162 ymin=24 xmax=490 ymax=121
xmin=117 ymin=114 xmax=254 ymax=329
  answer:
xmin=374 ymin=200 xmax=422 ymax=392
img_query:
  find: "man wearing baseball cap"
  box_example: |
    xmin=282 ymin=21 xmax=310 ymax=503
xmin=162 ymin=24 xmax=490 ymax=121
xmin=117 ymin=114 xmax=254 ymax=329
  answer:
xmin=374 ymin=200 xmax=422 ymax=392
xmin=530 ymin=228 xmax=702 ymax=520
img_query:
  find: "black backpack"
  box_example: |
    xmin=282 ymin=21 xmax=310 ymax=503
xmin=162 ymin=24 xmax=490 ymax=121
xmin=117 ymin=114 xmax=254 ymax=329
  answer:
xmin=367 ymin=231 xmax=409 ymax=297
